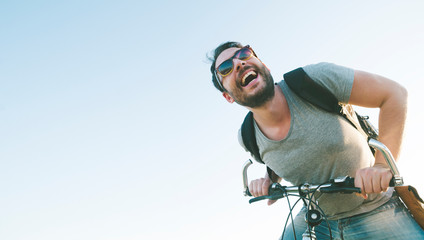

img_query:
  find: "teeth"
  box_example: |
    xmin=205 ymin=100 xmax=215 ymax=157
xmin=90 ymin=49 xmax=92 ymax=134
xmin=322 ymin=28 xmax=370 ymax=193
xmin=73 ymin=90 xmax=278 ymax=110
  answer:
xmin=242 ymin=71 xmax=257 ymax=86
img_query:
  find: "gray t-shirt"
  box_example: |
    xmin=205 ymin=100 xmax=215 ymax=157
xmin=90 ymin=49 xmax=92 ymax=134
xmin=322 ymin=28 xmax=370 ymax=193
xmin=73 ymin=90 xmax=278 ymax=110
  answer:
xmin=238 ymin=62 xmax=392 ymax=220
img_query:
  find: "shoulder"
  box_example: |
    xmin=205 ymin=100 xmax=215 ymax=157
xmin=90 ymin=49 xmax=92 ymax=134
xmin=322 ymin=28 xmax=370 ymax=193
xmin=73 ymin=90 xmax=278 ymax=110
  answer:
xmin=300 ymin=62 xmax=354 ymax=103
xmin=302 ymin=62 xmax=354 ymax=80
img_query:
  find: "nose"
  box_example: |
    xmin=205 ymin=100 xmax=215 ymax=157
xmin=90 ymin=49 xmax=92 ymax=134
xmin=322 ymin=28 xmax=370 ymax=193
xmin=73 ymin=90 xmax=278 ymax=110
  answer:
xmin=233 ymin=58 xmax=246 ymax=72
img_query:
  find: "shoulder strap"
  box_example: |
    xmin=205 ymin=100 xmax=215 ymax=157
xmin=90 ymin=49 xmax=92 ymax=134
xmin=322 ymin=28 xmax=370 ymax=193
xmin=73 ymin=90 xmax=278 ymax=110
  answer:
xmin=283 ymin=68 xmax=342 ymax=114
xmin=240 ymin=67 xmax=375 ymax=164
xmin=284 ymin=68 xmax=367 ymax=135
xmin=241 ymin=68 xmax=344 ymax=164
xmin=241 ymin=111 xmax=276 ymax=178
xmin=241 ymin=111 xmax=264 ymax=163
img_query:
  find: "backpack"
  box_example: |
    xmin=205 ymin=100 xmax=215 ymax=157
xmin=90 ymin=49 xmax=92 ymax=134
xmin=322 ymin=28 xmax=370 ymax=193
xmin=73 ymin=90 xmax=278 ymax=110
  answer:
xmin=240 ymin=67 xmax=379 ymax=164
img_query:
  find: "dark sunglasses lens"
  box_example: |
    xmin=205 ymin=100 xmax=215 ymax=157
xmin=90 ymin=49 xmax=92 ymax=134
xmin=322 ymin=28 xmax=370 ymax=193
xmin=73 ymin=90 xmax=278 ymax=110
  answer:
xmin=237 ymin=48 xmax=253 ymax=60
xmin=217 ymin=59 xmax=233 ymax=76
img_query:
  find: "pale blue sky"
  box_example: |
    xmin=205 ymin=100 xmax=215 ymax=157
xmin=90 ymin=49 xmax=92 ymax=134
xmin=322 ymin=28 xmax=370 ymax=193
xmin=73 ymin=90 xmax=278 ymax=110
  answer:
xmin=1 ymin=1 xmax=424 ymax=239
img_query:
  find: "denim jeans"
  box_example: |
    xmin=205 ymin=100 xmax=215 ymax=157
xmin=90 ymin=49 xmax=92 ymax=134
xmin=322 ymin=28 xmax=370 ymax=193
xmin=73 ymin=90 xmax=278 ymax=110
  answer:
xmin=281 ymin=195 xmax=424 ymax=240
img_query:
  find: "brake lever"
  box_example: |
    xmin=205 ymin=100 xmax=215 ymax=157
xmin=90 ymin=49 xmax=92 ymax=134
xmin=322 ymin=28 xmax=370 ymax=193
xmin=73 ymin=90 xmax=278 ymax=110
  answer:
xmin=249 ymin=191 xmax=287 ymax=204
xmin=249 ymin=183 xmax=287 ymax=204
xmin=249 ymin=195 xmax=270 ymax=204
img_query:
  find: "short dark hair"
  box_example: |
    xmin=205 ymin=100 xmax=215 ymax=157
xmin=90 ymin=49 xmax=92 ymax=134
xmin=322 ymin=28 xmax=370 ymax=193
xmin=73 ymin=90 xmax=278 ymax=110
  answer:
xmin=208 ymin=41 xmax=243 ymax=92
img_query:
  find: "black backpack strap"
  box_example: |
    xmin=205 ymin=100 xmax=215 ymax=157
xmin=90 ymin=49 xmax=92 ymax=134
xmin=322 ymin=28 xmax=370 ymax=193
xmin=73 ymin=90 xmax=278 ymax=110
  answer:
xmin=240 ymin=67 xmax=377 ymax=178
xmin=241 ymin=111 xmax=277 ymax=179
xmin=284 ymin=68 xmax=364 ymax=130
xmin=285 ymin=67 xmax=379 ymax=155
xmin=241 ymin=111 xmax=264 ymax=164
xmin=284 ymin=68 xmax=343 ymax=114
xmin=241 ymin=68 xmax=347 ymax=164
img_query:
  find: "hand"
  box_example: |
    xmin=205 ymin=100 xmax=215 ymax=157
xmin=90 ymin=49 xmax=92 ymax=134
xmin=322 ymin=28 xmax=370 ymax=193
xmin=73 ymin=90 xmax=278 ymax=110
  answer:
xmin=249 ymin=177 xmax=277 ymax=205
xmin=354 ymin=164 xmax=393 ymax=199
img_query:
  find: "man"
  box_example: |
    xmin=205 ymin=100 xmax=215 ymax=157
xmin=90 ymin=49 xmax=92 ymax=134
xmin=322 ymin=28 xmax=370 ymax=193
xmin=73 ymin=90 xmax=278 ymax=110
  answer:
xmin=209 ymin=41 xmax=424 ymax=239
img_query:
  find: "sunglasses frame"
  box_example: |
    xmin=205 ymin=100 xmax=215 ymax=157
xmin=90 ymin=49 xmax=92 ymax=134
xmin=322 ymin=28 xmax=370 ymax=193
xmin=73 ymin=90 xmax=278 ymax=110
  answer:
xmin=214 ymin=45 xmax=256 ymax=91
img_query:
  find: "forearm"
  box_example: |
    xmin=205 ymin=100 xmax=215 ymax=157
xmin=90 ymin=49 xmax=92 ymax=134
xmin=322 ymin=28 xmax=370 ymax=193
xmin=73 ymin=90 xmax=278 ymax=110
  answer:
xmin=375 ymin=84 xmax=408 ymax=165
xmin=350 ymin=70 xmax=408 ymax=165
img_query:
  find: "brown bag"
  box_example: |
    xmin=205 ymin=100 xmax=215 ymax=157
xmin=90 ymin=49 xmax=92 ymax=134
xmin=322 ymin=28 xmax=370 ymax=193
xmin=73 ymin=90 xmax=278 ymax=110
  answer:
xmin=395 ymin=185 xmax=424 ymax=230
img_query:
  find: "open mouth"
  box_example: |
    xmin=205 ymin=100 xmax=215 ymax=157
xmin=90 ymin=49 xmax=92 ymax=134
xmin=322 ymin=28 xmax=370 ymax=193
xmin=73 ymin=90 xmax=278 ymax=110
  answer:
xmin=241 ymin=70 xmax=258 ymax=87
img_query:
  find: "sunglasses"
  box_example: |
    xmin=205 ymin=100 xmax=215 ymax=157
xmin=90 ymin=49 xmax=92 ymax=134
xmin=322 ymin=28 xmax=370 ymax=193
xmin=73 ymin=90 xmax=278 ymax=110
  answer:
xmin=214 ymin=45 xmax=256 ymax=90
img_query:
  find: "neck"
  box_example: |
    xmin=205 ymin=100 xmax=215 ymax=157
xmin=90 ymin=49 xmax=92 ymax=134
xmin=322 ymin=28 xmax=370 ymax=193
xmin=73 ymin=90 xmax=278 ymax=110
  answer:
xmin=247 ymin=84 xmax=290 ymax=128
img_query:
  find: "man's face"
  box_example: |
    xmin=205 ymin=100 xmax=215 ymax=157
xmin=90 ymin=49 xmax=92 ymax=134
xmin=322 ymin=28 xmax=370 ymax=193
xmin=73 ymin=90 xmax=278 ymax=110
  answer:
xmin=215 ymin=47 xmax=275 ymax=108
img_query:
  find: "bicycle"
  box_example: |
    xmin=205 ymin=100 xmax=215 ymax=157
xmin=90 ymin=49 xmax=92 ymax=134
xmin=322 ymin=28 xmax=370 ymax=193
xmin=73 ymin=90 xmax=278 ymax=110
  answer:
xmin=242 ymin=139 xmax=403 ymax=240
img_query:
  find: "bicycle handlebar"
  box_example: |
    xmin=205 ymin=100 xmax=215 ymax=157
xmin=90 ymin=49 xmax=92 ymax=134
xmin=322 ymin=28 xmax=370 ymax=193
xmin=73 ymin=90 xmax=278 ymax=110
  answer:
xmin=248 ymin=176 xmax=362 ymax=204
xmin=243 ymin=139 xmax=402 ymax=200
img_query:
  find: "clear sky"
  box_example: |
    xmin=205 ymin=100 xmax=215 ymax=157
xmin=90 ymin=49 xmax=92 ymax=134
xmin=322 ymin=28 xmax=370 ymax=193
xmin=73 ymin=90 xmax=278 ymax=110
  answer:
xmin=1 ymin=1 xmax=423 ymax=239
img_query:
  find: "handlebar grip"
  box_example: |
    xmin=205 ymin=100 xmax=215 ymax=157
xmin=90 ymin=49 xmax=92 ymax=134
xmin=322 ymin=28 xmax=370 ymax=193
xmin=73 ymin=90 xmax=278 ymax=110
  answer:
xmin=389 ymin=177 xmax=396 ymax=187
xmin=346 ymin=176 xmax=396 ymax=188
xmin=352 ymin=177 xmax=396 ymax=187
xmin=245 ymin=183 xmax=279 ymax=198
xmin=320 ymin=186 xmax=361 ymax=194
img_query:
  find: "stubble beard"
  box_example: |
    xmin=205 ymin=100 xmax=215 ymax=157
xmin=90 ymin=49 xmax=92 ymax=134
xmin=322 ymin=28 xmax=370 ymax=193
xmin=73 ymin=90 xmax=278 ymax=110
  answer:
xmin=229 ymin=64 xmax=275 ymax=108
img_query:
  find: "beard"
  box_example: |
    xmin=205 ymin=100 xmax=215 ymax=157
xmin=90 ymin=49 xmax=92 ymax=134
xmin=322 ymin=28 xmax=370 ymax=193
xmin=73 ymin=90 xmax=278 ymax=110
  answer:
xmin=228 ymin=64 xmax=275 ymax=108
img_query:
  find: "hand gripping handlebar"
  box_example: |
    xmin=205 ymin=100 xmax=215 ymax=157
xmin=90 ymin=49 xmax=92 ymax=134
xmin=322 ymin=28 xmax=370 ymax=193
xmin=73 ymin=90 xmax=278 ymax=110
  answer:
xmin=243 ymin=139 xmax=403 ymax=198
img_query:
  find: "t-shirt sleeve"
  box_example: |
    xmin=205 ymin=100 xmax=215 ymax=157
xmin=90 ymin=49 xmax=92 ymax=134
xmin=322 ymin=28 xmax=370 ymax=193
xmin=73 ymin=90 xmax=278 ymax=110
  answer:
xmin=238 ymin=128 xmax=248 ymax=151
xmin=302 ymin=62 xmax=354 ymax=104
xmin=238 ymin=127 xmax=261 ymax=162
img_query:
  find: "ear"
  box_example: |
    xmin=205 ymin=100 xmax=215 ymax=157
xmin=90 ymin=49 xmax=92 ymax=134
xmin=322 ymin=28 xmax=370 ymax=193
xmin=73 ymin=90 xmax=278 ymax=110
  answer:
xmin=222 ymin=92 xmax=235 ymax=103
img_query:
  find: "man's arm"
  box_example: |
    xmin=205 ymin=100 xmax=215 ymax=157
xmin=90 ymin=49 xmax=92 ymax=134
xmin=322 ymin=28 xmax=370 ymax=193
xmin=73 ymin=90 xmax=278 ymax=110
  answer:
xmin=349 ymin=70 xmax=408 ymax=197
